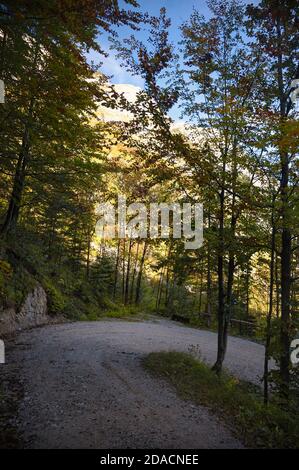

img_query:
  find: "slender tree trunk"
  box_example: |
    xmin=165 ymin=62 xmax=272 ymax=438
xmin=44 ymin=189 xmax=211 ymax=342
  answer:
xmin=124 ymin=239 xmax=133 ymax=304
xmin=213 ymin=142 xmax=238 ymax=373
xmin=86 ymin=230 xmax=92 ymax=279
xmin=198 ymin=259 xmax=204 ymax=316
xmin=206 ymin=211 xmax=212 ymax=326
xmin=113 ymin=240 xmax=121 ymax=300
xmin=213 ymin=184 xmax=226 ymax=374
xmin=164 ymin=244 xmax=172 ymax=308
xmin=246 ymin=260 xmax=251 ymax=319
xmin=156 ymin=267 xmax=165 ymax=311
xmin=122 ymin=239 xmax=126 ymax=302
xmin=135 ymin=242 xmax=147 ymax=305
xmin=164 ymin=263 xmax=170 ymax=308
xmin=275 ymin=251 xmax=280 ymax=318
xmin=129 ymin=241 xmax=140 ymax=303
xmin=225 ymin=145 xmax=238 ymax=344
xmin=280 ymin=154 xmax=291 ymax=400
xmin=264 ymin=217 xmax=276 ymax=405
xmin=224 ymin=253 xmax=234 ymax=348
xmin=1 ymin=126 xmax=31 ymax=235
xmin=276 ymin=17 xmax=291 ymax=401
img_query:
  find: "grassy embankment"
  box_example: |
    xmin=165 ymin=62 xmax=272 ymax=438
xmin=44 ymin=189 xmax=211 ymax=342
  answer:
xmin=144 ymin=351 xmax=299 ymax=449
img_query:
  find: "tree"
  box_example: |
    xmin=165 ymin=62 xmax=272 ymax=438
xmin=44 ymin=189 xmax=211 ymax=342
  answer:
xmin=0 ymin=0 xmax=143 ymax=236
xmin=180 ymin=0 xmax=266 ymax=372
xmin=247 ymin=0 xmax=299 ymax=401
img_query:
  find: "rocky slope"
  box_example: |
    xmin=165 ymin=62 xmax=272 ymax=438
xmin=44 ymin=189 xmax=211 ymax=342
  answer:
xmin=0 ymin=285 xmax=49 ymax=337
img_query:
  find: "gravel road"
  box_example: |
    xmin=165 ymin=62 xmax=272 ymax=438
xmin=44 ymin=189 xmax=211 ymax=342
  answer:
xmin=2 ymin=318 xmax=267 ymax=449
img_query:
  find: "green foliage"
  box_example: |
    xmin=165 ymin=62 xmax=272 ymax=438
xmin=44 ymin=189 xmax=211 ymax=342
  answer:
xmin=104 ymin=304 xmax=140 ymax=319
xmin=0 ymin=247 xmax=37 ymax=309
xmin=90 ymin=254 xmax=115 ymax=298
xmin=41 ymin=266 xmax=105 ymax=319
xmin=0 ymin=260 xmax=12 ymax=299
xmin=144 ymin=352 xmax=299 ymax=448
xmin=42 ymin=277 xmax=67 ymax=316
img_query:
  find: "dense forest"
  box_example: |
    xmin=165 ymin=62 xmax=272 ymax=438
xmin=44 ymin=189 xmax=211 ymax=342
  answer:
xmin=0 ymin=0 xmax=298 ymax=425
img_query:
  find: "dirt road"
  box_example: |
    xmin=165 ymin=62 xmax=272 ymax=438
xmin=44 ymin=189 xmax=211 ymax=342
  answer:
xmin=2 ymin=319 xmax=267 ymax=449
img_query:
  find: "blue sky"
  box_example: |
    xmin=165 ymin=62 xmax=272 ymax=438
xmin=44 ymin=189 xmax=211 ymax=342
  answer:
xmin=87 ymin=0 xmax=259 ymax=120
xmin=87 ymin=1 xmax=212 ymax=88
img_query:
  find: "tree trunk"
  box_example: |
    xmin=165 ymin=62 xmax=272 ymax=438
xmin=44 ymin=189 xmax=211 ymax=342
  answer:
xmin=124 ymin=239 xmax=133 ymax=304
xmin=206 ymin=211 xmax=212 ymax=326
xmin=225 ymin=253 xmax=234 ymax=346
xmin=1 ymin=39 xmax=39 ymax=236
xmin=246 ymin=260 xmax=251 ymax=319
xmin=86 ymin=230 xmax=92 ymax=279
xmin=135 ymin=242 xmax=148 ymax=305
xmin=213 ymin=184 xmax=226 ymax=374
xmin=213 ymin=141 xmax=238 ymax=373
xmin=113 ymin=240 xmax=121 ymax=300
xmin=1 ymin=126 xmax=30 ymax=235
xmin=156 ymin=266 xmax=165 ymax=311
xmin=198 ymin=258 xmax=204 ymax=316
xmin=129 ymin=241 xmax=140 ymax=303
xmin=225 ymin=143 xmax=238 ymax=339
xmin=275 ymin=251 xmax=280 ymax=318
xmin=122 ymin=239 xmax=126 ymax=302
xmin=264 ymin=217 xmax=276 ymax=405
xmin=280 ymin=156 xmax=291 ymax=400
xmin=164 ymin=244 xmax=172 ymax=309
xmin=276 ymin=17 xmax=291 ymax=401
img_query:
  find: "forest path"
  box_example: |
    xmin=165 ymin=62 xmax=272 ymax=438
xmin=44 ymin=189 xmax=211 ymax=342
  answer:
xmin=4 ymin=319 xmax=266 ymax=449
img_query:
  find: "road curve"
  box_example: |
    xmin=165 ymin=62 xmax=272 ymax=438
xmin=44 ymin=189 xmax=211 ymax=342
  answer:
xmin=3 ymin=319 xmax=266 ymax=449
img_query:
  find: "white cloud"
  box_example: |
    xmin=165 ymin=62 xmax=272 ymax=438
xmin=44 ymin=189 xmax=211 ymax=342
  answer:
xmin=87 ymin=48 xmax=144 ymax=89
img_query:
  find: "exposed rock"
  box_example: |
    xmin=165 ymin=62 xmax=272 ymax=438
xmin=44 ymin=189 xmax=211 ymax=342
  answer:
xmin=0 ymin=285 xmax=49 ymax=337
xmin=17 ymin=285 xmax=48 ymax=329
xmin=0 ymin=307 xmax=16 ymax=337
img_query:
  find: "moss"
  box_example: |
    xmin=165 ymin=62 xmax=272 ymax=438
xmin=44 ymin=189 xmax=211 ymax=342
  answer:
xmin=0 ymin=257 xmax=37 ymax=310
xmin=42 ymin=277 xmax=67 ymax=316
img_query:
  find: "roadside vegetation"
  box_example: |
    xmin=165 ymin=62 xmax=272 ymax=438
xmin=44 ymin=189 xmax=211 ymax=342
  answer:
xmin=144 ymin=352 xmax=299 ymax=449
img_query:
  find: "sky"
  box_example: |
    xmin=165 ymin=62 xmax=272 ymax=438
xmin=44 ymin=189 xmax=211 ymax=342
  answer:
xmin=87 ymin=1 xmax=211 ymax=88
xmin=87 ymin=0 xmax=259 ymax=120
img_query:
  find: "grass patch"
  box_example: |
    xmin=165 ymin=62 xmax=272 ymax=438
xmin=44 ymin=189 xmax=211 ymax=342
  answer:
xmin=143 ymin=351 xmax=299 ymax=449
xmin=102 ymin=304 xmax=150 ymax=321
